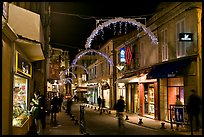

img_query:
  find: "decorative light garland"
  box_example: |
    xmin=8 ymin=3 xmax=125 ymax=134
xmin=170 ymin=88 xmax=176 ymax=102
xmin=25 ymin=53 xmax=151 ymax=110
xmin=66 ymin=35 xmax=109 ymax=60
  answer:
xmin=68 ymin=64 xmax=89 ymax=74
xmin=85 ymin=17 xmax=158 ymax=49
xmin=71 ymin=49 xmax=114 ymax=66
xmin=60 ymin=69 xmax=77 ymax=79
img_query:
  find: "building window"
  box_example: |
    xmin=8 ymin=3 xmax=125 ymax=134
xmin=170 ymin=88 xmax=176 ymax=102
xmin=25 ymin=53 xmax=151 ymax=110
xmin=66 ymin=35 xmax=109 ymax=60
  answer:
xmin=176 ymin=19 xmax=186 ymax=57
xmin=161 ymin=28 xmax=168 ymax=61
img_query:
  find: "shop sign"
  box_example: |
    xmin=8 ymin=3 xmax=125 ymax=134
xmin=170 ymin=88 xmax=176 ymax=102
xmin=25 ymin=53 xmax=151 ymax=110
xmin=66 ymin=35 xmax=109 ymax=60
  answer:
xmin=120 ymin=47 xmax=126 ymax=63
xmin=16 ymin=51 xmax=32 ymax=77
xmin=179 ymin=33 xmax=193 ymax=41
xmin=125 ymin=46 xmax=132 ymax=66
xmin=168 ymin=73 xmax=175 ymax=77
xmin=174 ymin=107 xmax=184 ymax=123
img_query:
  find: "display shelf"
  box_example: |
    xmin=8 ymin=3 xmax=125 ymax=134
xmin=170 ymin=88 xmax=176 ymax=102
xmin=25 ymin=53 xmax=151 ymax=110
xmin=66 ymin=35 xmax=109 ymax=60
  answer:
xmin=13 ymin=113 xmax=29 ymax=127
xmin=12 ymin=116 xmax=31 ymax=135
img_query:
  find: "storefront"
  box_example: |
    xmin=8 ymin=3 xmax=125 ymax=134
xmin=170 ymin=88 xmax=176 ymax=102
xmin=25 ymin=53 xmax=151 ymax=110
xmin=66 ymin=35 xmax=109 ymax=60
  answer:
xmin=146 ymin=56 xmax=197 ymax=121
xmin=87 ymin=83 xmax=99 ymax=105
xmin=100 ymin=80 xmax=110 ymax=108
xmin=137 ymin=74 xmax=157 ymax=119
xmin=2 ymin=3 xmax=45 ymax=135
xmin=142 ymin=83 xmax=156 ymax=118
xmin=12 ymin=51 xmax=32 ymax=135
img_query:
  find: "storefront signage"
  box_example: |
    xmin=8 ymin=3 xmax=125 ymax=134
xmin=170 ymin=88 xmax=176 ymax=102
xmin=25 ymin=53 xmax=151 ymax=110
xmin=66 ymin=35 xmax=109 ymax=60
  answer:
xmin=125 ymin=46 xmax=132 ymax=66
xmin=174 ymin=107 xmax=184 ymax=123
xmin=168 ymin=73 xmax=175 ymax=77
xmin=16 ymin=51 xmax=32 ymax=77
xmin=179 ymin=33 xmax=193 ymax=41
xmin=120 ymin=48 xmax=126 ymax=63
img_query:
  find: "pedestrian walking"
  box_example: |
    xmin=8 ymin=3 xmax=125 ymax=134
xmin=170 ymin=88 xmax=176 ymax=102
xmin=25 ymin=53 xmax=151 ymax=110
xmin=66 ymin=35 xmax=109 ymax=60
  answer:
xmin=102 ymin=98 xmax=105 ymax=108
xmin=57 ymin=95 xmax=63 ymax=112
xmin=97 ymin=96 xmax=102 ymax=110
xmin=66 ymin=97 xmax=73 ymax=115
xmin=40 ymin=94 xmax=46 ymax=130
xmin=50 ymin=96 xmax=59 ymax=126
xmin=116 ymin=96 xmax=125 ymax=128
xmin=187 ymin=89 xmax=202 ymax=131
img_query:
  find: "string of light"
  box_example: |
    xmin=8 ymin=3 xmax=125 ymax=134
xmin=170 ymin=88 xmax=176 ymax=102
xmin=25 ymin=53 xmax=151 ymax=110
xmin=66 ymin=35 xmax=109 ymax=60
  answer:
xmin=50 ymin=11 xmax=153 ymax=21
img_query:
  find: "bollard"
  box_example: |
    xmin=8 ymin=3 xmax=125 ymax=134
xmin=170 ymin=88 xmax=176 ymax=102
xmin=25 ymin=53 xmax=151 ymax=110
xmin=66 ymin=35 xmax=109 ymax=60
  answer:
xmin=138 ymin=118 xmax=143 ymax=124
xmin=108 ymin=111 xmax=111 ymax=114
xmin=94 ymin=107 xmax=96 ymax=110
xmin=125 ymin=115 xmax=129 ymax=120
xmin=91 ymin=106 xmax=93 ymax=109
xmin=160 ymin=122 xmax=166 ymax=129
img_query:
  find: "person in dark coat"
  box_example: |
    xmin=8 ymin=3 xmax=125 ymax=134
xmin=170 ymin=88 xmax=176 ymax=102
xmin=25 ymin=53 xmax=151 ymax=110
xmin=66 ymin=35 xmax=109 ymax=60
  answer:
xmin=30 ymin=90 xmax=45 ymax=135
xmin=102 ymin=99 xmax=105 ymax=108
xmin=187 ymin=89 xmax=202 ymax=131
xmin=57 ymin=95 xmax=63 ymax=112
xmin=116 ymin=96 xmax=125 ymax=127
xmin=50 ymin=96 xmax=59 ymax=126
xmin=66 ymin=97 xmax=73 ymax=115
xmin=97 ymin=96 xmax=102 ymax=110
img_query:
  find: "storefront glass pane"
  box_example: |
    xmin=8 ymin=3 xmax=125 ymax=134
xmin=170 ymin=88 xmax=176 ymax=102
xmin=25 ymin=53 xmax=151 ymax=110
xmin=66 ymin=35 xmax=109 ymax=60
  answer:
xmin=13 ymin=75 xmax=28 ymax=127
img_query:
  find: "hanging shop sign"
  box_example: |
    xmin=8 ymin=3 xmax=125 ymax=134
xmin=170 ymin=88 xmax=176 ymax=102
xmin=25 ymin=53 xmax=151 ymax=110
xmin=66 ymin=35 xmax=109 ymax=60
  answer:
xmin=179 ymin=33 xmax=193 ymax=42
xmin=125 ymin=46 xmax=132 ymax=66
xmin=16 ymin=51 xmax=32 ymax=77
xmin=120 ymin=47 xmax=126 ymax=63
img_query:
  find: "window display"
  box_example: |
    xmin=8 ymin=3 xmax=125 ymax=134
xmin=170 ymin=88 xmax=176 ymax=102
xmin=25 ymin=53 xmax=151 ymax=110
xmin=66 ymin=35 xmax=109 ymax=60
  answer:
xmin=12 ymin=75 xmax=29 ymax=127
xmin=148 ymin=85 xmax=155 ymax=114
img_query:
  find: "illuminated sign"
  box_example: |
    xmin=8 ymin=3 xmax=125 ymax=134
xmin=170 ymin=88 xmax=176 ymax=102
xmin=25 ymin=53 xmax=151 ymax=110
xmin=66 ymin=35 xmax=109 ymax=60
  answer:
xmin=16 ymin=51 xmax=32 ymax=77
xmin=120 ymin=48 xmax=126 ymax=63
xmin=125 ymin=46 xmax=132 ymax=66
xmin=179 ymin=33 xmax=193 ymax=41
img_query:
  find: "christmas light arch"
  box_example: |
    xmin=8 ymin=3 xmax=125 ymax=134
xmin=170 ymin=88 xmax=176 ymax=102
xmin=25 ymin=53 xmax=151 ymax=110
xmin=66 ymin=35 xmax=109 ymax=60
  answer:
xmin=85 ymin=17 xmax=158 ymax=49
xmin=68 ymin=64 xmax=88 ymax=74
xmin=60 ymin=69 xmax=77 ymax=79
xmin=71 ymin=49 xmax=114 ymax=66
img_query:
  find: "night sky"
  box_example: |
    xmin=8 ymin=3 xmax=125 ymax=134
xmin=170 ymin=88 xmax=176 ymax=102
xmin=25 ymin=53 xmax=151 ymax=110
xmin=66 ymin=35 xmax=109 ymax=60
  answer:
xmin=49 ymin=1 xmax=160 ymax=62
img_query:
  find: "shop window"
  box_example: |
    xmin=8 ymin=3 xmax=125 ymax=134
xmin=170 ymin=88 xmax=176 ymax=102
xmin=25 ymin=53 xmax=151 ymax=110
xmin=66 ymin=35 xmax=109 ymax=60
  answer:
xmin=13 ymin=75 xmax=29 ymax=127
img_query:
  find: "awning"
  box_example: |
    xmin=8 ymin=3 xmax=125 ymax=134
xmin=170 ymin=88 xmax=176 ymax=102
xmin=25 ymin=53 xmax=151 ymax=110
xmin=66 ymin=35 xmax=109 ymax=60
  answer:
xmin=118 ymin=67 xmax=151 ymax=83
xmin=8 ymin=3 xmax=45 ymax=62
xmin=16 ymin=37 xmax=45 ymax=62
xmin=146 ymin=58 xmax=193 ymax=79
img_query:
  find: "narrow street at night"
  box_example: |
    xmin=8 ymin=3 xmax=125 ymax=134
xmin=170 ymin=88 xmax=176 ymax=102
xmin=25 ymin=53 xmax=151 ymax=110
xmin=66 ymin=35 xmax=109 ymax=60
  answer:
xmin=40 ymin=102 xmax=201 ymax=135
xmin=2 ymin=2 xmax=202 ymax=135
